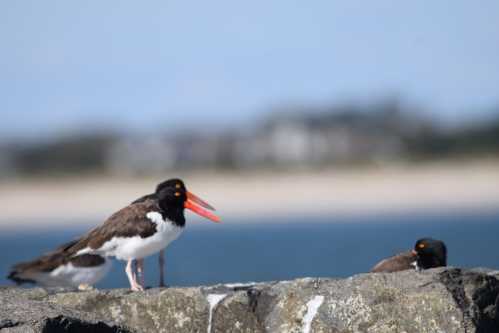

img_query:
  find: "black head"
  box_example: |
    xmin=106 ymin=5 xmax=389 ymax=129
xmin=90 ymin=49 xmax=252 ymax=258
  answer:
xmin=154 ymin=178 xmax=220 ymax=225
xmin=153 ymin=179 xmax=187 ymax=226
xmin=155 ymin=178 xmax=188 ymax=208
xmin=414 ymin=238 xmax=447 ymax=269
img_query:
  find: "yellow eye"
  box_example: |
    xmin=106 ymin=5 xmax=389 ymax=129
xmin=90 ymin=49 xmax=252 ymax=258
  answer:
xmin=174 ymin=192 xmax=181 ymax=197
xmin=176 ymin=184 xmax=181 ymax=189
xmin=418 ymin=243 xmax=425 ymax=249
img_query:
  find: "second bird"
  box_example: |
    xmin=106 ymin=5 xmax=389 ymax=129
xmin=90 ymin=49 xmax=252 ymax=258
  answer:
xmin=370 ymin=238 xmax=447 ymax=273
xmin=64 ymin=178 xmax=220 ymax=290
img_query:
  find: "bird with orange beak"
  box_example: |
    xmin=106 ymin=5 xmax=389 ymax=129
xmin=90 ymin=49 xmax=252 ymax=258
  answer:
xmin=66 ymin=179 xmax=220 ymax=290
xmin=370 ymin=238 xmax=447 ymax=273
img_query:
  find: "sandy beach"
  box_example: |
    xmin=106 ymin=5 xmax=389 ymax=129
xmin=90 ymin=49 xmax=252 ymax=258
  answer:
xmin=1 ymin=159 xmax=499 ymax=229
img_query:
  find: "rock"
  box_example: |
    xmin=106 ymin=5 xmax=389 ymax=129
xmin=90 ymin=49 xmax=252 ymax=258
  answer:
xmin=2 ymin=267 xmax=499 ymax=332
xmin=0 ymin=287 xmax=129 ymax=332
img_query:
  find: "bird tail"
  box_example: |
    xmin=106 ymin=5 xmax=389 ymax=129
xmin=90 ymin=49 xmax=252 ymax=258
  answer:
xmin=7 ymin=268 xmax=35 ymax=285
xmin=7 ymin=239 xmax=83 ymax=285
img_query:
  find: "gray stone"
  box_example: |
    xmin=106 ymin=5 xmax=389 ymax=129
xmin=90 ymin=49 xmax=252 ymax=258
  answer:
xmin=0 ymin=287 xmax=129 ymax=332
xmin=2 ymin=268 xmax=499 ymax=332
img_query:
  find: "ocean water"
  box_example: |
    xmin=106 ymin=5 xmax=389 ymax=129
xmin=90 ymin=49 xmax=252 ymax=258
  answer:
xmin=1 ymin=212 xmax=498 ymax=289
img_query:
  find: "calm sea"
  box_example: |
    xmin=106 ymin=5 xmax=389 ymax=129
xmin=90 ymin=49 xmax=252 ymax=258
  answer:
xmin=1 ymin=212 xmax=498 ymax=289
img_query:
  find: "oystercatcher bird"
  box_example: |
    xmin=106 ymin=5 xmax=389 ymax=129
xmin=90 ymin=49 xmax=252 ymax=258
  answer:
xmin=65 ymin=179 xmax=220 ymax=291
xmin=370 ymin=238 xmax=447 ymax=273
xmin=8 ymin=239 xmax=111 ymax=289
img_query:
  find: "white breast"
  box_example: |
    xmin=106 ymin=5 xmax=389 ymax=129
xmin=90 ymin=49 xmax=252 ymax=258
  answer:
xmin=78 ymin=211 xmax=184 ymax=261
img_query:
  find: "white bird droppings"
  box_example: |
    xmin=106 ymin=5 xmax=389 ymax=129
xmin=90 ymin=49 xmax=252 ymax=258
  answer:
xmin=206 ymin=294 xmax=227 ymax=333
xmin=223 ymin=282 xmax=258 ymax=288
xmin=302 ymin=295 xmax=325 ymax=333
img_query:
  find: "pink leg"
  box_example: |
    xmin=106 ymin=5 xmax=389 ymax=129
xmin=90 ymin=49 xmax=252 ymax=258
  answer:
xmin=125 ymin=259 xmax=144 ymax=291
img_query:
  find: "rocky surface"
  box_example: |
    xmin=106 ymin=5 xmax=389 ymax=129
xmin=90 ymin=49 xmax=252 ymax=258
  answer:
xmin=0 ymin=287 xmax=128 ymax=332
xmin=2 ymin=268 xmax=499 ymax=333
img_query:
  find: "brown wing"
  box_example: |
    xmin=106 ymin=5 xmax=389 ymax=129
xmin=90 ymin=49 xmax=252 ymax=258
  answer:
xmin=67 ymin=198 xmax=160 ymax=254
xmin=370 ymin=250 xmax=417 ymax=273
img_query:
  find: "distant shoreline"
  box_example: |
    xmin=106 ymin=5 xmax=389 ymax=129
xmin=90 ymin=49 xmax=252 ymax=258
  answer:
xmin=1 ymin=159 xmax=499 ymax=229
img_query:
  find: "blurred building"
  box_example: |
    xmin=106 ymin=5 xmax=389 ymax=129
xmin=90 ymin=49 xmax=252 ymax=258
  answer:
xmin=233 ymin=105 xmax=412 ymax=168
xmin=106 ymin=136 xmax=176 ymax=176
xmin=1 ymin=101 xmax=497 ymax=177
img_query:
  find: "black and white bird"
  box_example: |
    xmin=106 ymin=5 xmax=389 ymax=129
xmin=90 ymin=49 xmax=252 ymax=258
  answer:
xmin=8 ymin=239 xmax=112 ymax=289
xmin=370 ymin=238 xmax=447 ymax=273
xmin=63 ymin=179 xmax=220 ymax=291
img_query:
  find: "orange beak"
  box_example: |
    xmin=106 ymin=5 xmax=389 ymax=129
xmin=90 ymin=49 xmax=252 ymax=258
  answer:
xmin=184 ymin=191 xmax=220 ymax=223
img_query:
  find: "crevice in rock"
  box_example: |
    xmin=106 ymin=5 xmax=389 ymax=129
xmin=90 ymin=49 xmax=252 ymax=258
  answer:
xmin=246 ymin=288 xmax=261 ymax=313
xmin=439 ymin=268 xmax=499 ymax=333
xmin=244 ymin=287 xmax=277 ymax=331
xmin=439 ymin=269 xmax=473 ymax=332
xmin=41 ymin=315 xmax=130 ymax=333
xmin=470 ymin=274 xmax=499 ymax=333
xmin=0 ymin=319 xmax=21 ymax=329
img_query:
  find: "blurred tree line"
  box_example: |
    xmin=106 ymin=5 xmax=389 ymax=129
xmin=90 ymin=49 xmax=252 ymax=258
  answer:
xmin=404 ymin=119 xmax=499 ymax=158
xmin=1 ymin=100 xmax=498 ymax=177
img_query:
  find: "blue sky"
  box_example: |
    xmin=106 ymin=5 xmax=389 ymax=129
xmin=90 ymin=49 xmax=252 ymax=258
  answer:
xmin=1 ymin=1 xmax=499 ymax=140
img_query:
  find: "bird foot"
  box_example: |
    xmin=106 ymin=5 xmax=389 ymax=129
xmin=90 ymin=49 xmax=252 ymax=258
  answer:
xmin=130 ymin=283 xmax=145 ymax=291
xmin=78 ymin=283 xmax=95 ymax=291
